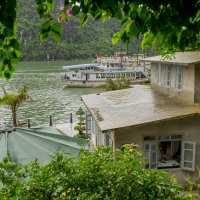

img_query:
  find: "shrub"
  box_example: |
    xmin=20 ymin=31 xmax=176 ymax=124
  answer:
xmin=0 ymin=145 xmax=195 ymax=199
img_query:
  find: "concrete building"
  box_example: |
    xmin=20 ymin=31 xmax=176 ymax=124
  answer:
xmin=82 ymin=51 xmax=200 ymax=185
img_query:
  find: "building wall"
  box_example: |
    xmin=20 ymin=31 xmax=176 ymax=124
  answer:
xmin=195 ymin=63 xmax=200 ymax=103
xmin=151 ymin=63 xmax=195 ymax=103
xmin=114 ymin=115 xmax=200 ymax=186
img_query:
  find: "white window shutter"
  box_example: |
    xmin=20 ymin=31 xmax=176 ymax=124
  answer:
xmin=182 ymin=141 xmax=196 ymax=171
xmin=150 ymin=143 xmax=157 ymax=168
xmin=143 ymin=142 xmax=157 ymax=169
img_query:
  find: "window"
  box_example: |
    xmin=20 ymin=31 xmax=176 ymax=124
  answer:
xmin=144 ymin=142 xmax=157 ymax=169
xmin=103 ymin=132 xmax=113 ymax=147
xmin=164 ymin=65 xmax=171 ymax=87
xmin=182 ymin=142 xmax=196 ymax=171
xmin=156 ymin=63 xmax=161 ymax=85
xmin=143 ymin=135 xmax=196 ymax=171
xmin=175 ymin=66 xmax=183 ymax=90
xmin=86 ymin=114 xmax=92 ymax=135
xmin=96 ymin=74 xmax=101 ymax=79
xmin=101 ymin=74 xmax=105 ymax=79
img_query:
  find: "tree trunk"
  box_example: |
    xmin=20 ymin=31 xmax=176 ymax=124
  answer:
xmin=12 ymin=107 xmax=18 ymax=127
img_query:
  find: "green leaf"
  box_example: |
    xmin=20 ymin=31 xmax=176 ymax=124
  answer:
xmin=8 ymin=63 xmax=16 ymax=72
xmin=4 ymin=69 xmax=12 ymax=79
xmin=40 ymin=21 xmax=51 ymax=42
xmin=102 ymin=11 xmax=110 ymax=23
xmin=51 ymin=31 xmax=61 ymax=42
xmin=142 ymin=31 xmax=155 ymax=49
xmin=9 ymin=39 xmax=20 ymax=50
xmin=40 ymin=32 xmax=49 ymax=42
xmin=127 ymin=22 xmax=139 ymax=37
xmin=80 ymin=14 xmax=88 ymax=25
xmin=112 ymin=29 xmax=126 ymax=45
xmin=94 ymin=12 xmax=102 ymax=20
xmin=113 ymin=7 xmax=122 ymax=20
xmin=72 ymin=5 xmax=80 ymax=16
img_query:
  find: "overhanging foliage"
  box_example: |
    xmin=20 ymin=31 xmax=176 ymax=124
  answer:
xmin=0 ymin=0 xmax=199 ymax=79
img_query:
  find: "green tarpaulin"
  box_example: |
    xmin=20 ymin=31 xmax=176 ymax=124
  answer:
xmin=0 ymin=127 xmax=90 ymax=165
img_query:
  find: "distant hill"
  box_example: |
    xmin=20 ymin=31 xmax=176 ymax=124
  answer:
xmin=16 ymin=0 xmax=143 ymax=61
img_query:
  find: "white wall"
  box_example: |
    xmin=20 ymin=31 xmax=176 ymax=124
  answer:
xmin=151 ymin=63 xmax=195 ymax=103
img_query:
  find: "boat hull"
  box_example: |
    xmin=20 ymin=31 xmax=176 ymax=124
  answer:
xmin=63 ymin=80 xmax=106 ymax=88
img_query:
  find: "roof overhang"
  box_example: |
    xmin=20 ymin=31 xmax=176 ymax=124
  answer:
xmin=141 ymin=52 xmax=200 ymax=65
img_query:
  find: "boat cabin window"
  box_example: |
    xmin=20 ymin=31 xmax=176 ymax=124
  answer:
xmin=110 ymin=74 xmax=115 ymax=78
xmin=121 ymin=73 xmax=125 ymax=78
xmin=96 ymin=74 xmax=101 ymax=79
xmin=101 ymin=74 xmax=105 ymax=79
xmin=106 ymin=74 xmax=111 ymax=78
xmin=72 ymin=74 xmax=77 ymax=77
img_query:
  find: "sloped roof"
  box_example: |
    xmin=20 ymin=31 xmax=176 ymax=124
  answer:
xmin=0 ymin=127 xmax=90 ymax=165
xmin=142 ymin=51 xmax=200 ymax=65
xmin=81 ymin=85 xmax=200 ymax=131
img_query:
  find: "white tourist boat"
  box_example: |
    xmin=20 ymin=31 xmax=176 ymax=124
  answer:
xmin=62 ymin=61 xmax=147 ymax=88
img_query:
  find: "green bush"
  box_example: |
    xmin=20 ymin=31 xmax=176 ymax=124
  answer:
xmin=103 ymin=78 xmax=131 ymax=91
xmin=0 ymin=145 xmax=194 ymax=199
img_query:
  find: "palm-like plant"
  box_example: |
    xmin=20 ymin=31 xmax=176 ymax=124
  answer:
xmin=0 ymin=85 xmax=32 ymax=127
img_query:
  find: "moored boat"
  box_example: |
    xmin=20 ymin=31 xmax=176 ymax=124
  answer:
xmin=61 ymin=62 xmax=147 ymax=88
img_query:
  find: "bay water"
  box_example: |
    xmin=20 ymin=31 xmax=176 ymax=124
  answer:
xmin=0 ymin=61 xmax=104 ymax=127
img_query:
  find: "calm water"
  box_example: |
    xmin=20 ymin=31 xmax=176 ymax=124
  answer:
xmin=0 ymin=61 xmax=104 ymax=126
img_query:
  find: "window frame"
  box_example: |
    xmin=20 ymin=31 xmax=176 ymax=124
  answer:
xmin=181 ymin=141 xmax=196 ymax=171
xmin=175 ymin=66 xmax=183 ymax=91
xmin=103 ymin=132 xmax=113 ymax=147
xmin=164 ymin=64 xmax=171 ymax=88
xmin=143 ymin=135 xmax=196 ymax=171
xmin=156 ymin=63 xmax=161 ymax=85
xmin=143 ymin=141 xmax=157 ymax=169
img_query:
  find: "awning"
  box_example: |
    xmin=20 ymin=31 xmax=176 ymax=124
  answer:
xmin=63 ymin=63 xmax=99 ymax=70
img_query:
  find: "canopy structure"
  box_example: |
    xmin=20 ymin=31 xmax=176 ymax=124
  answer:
xmin=0 ymin=126 xmax=90 ymax=165
xmin=63 ymin=63 xmax=98 ymax=70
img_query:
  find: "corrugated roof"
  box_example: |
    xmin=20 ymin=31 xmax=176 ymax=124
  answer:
xmin=81 ymin=85 xmax=200 ymax=131
xmin=142 ymin=52 xmax=200 ymax=65
xmin=0 ymin=127 xmax=90 ymax=165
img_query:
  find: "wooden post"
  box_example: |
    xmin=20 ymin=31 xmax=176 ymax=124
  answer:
xmin=28 ymin=119 xmax=30 ymax=128
xmin=70 ymin=113 xmax=73 ymax=123
xmin=49 ymin=115 xmax=52 ymax=126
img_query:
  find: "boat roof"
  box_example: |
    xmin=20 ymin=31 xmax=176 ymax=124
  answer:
xmin=63 ymin=63 xmax=99 ymax=70
xmin=81 ymin=85 xmax=200 ymax=131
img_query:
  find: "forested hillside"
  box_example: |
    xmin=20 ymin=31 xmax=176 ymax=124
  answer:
xmin=16 ymin=0 xmax=143 ymax=61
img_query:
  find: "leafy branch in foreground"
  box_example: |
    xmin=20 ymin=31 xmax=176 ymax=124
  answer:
xmin=0 ymin=145 xmax=195 ymax=199
xmin=0 ymin=0 xmax=199 ymax=79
